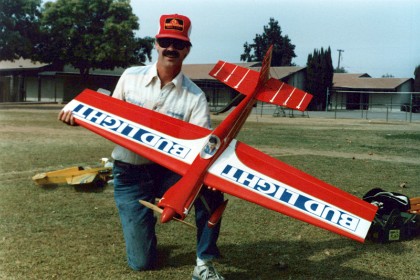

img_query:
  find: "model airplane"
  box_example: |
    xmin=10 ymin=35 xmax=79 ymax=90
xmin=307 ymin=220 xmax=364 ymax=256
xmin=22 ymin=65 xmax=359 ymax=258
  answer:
xmin=32 ymin=159 xmax=112 ymax=187
xmin=61 ymin=46 xmax=377 ymax=242
xmin=409 ymin=197 xmax=420 ymax=214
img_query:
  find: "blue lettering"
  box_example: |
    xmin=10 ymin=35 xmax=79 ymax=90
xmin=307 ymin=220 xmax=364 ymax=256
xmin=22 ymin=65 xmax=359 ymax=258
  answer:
xmin=221 ymin=164 xmax=360 ymax=232
xmin=85 ymin=110 xmax=107 ymax=124
xmin=73 ymin=105 xmax=92 ymax=118
xmin=101 ymin=116 xmax=120 ymax=129
xmin=72 ymin=103 xmax=191 ymax=159
xmin=156 ymin=138 xmax=174 ymax=153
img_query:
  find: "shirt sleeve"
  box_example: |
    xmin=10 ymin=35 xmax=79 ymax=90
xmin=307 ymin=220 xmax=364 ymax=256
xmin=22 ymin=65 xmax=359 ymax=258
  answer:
xmin=189 ymin=92 xmax=212 ymax=129
xmin=111 ymin=70 xmax=127 ymax=101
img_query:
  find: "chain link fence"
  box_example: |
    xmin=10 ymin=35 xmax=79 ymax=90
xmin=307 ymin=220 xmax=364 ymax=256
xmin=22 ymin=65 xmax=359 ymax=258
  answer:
xmin=250 ymin=90 xmax=420 ymax=123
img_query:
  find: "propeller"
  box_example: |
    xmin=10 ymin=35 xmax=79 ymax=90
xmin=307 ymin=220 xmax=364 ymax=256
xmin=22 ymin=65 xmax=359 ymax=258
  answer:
xmin=139 ymin=200 xmax=196 ymax=229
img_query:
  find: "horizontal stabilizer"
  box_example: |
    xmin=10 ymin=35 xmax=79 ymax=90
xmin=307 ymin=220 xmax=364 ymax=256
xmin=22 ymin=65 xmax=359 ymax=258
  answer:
xmin=209 ymin=61 xmax=259 ymax=96
xmin=209 ymin=62 xmax=313 ymax=111
xmin=257 ymin=78 xmax=313 ymax=111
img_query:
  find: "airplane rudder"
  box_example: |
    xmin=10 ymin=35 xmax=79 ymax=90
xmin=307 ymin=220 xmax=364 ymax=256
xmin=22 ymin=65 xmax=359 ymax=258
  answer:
xmin=257 ymin=45 xmax=273 ymax=87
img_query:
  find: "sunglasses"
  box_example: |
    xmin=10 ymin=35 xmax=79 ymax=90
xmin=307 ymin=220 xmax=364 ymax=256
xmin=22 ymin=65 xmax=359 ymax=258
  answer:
xmin=157 ymin=38 xmax=191 ymax=50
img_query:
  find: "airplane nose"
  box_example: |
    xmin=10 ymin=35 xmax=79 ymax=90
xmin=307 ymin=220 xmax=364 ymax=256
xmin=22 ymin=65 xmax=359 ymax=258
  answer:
xmin=161 ymin=207 xmax=177 ymax=223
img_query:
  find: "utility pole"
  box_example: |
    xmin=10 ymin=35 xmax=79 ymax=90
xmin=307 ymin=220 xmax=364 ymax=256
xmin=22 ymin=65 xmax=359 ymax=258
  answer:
xmin=337 ymin=49 xmax=344 ymax=69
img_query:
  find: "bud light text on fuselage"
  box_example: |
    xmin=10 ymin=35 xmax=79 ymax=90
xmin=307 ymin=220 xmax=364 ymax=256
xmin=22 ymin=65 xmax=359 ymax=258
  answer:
xmin=221 ymin=164 xmax=361 ymax=232
xmin=72 ymin=103 xmax=190 ymax=159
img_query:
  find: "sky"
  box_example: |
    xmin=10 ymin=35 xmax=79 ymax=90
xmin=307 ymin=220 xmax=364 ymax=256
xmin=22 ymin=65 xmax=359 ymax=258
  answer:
xmin=131 ymin=0 xmax=420 ymax=78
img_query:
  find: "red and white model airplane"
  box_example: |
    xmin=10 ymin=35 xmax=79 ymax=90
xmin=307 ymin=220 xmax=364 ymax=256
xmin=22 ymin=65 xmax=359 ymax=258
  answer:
xmin=62 ymin=46 xmax=377 ymax=242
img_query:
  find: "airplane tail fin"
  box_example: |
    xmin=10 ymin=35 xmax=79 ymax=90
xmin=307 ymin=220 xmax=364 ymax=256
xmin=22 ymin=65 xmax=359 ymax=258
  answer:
xmin=209 ymin=46 xmax=313 ymax=111
xmin=256 ymin=45 xmax=273 ymax=89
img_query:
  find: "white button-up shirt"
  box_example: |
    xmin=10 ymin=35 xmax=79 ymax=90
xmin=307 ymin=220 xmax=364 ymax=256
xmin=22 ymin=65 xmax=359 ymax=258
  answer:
xmin=111 ymin=63 xmax=211 ymax=165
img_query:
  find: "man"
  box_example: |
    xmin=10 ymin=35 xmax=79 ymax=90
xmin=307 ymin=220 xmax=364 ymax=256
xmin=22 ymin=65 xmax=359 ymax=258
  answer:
xmin=59 ymin=14 xmax=225 ymax=280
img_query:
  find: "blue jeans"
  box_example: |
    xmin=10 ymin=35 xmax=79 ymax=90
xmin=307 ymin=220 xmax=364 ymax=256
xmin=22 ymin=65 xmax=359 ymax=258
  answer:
xmin=113 ymin=160 xmax=224 ymax=270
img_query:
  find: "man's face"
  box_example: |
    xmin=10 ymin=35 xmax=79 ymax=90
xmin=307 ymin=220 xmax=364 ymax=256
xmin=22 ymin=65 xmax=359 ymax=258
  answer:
xmin=156 ymin=38 xmax=190 ymax=67
xmin=208 ymin=142 xmax=216 ymax=150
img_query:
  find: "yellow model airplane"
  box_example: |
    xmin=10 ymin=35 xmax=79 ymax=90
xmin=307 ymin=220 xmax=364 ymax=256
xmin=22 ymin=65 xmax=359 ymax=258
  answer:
xmin=32 ymin=159 xmax=112 ymax=187
xmin=409 ymin=197 xmax=420 ymax=215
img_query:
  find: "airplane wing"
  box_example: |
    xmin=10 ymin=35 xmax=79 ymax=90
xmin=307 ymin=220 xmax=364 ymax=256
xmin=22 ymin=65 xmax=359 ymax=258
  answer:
xmin=32 ymin=166 xmax=83 ymax=185
xmin=63 ymin=90 xmax=376 ymax=242
xmin=204 ymin=140 xmax=377 ymax=242
xmin=62 ymin=89 xmax=211 ymax=175
xmin=209 ymin=61 xmax=313 ymax=111
xmin=66 ymin=173 xmax=98 ymax=185
xmin=65 ymin=167 xmax=111 ymax=185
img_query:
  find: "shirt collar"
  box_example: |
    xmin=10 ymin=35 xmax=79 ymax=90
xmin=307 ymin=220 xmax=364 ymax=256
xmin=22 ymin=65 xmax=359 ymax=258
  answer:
xmin=146 ymin=63 xmax=184 ymax=93
xmin=145 ymin=63 xmax=158 ymax=86
xmin=172 ymin=70 xmax=184 ymax=93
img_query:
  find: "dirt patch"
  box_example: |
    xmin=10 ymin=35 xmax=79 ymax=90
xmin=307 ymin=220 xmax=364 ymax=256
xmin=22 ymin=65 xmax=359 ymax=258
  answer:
xmin=257 ymin=146 xmax=420 ymax=165
xmin=0 ymin=125 xmax=60 ymax=134
xmin=212 ymin=112 xmax=420 ymax=131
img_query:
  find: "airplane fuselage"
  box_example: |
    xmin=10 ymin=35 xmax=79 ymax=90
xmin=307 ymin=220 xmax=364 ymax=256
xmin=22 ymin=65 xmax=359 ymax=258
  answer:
xmin=158 ymin=85 xmax=261 ymax=223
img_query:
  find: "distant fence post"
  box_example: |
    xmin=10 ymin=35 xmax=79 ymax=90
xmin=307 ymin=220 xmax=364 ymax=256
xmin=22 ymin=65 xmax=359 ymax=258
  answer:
xmin=326 ymin=88 xmax=329 ymax=112
xmin=409 ymin=92 xmax=413 ymax=123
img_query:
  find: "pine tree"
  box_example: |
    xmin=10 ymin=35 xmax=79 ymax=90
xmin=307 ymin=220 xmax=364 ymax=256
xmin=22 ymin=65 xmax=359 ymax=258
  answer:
xmin=306 ymin=47 xmax=334 ymax=110
xmin=240 ymin=18 xmax=296 ymax=66
xmin=414 ymin=65 xmax=420 ymax=92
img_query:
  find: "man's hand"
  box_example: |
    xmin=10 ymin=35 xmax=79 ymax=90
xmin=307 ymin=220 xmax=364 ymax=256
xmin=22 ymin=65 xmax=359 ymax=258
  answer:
xmin=58 ymin=110 xmax=78 ymax=126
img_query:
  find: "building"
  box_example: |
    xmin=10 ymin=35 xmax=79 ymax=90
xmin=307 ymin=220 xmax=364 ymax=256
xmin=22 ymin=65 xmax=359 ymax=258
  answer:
xmin=0 ymin=58 xmax=53 ymax=102
xmin=0 ymin=59 xmax=308 ymax=113
xmin=331 ymin=73 xmax=414 ymax=111
xmin=1 ymin=59 xmax=415 ymax=113
xmin=37 ymin=65 xmax=126 ymax=102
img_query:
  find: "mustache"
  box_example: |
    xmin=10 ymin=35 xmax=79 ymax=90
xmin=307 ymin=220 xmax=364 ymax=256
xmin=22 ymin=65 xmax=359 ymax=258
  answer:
xmin=162 ymin=50 xmax=180 ymax=58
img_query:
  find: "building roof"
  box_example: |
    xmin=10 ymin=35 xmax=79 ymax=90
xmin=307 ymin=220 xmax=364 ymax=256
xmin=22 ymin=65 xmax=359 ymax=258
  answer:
xmin=333 ymin=73 xmax=413 ymax=91
xmin=182 ymin=64 xmax=218 ymax=80
xmin=182 ymin=63 xmax=305 ymax=80
xmin=0 ymin=58 xmax=48 ymax=71
xmin=269 ymin=66 xmax=305 ymax=79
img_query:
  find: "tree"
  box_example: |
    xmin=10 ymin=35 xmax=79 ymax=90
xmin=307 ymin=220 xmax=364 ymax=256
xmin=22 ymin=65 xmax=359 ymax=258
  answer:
xmin=36 ymin=0 xmax=153 ymax=78
xmin=240 ymin=18 xmax=296 ymax=66
xmin=306 ymin=47 xmax=334 ymax=110
xmin=414 ymin=65 xmax=420 ymax=92
xmin=334 ymin=67 xmax=347 ymax=73
xmin=0 ymin=0 xmax=41 ymax=61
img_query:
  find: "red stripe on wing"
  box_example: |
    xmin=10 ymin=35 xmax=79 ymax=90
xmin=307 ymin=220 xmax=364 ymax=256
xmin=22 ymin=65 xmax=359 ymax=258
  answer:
xmin=257 ymin=78 xmax=313 ymax=111
xmin=209 ymin=61 xmax=259 ymax=96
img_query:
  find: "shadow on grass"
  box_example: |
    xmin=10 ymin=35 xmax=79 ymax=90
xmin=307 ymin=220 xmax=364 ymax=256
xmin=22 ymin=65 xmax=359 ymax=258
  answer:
xmin=39 ymin=182 xmax=107 ymax=193
xmin=223 ymin=239 xmax=404 ymax=280
xmin=162 ymin=238 xmax=403 ymax=280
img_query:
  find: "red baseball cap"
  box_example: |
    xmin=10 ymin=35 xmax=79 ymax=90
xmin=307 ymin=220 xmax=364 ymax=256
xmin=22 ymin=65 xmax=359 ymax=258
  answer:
xmin=156 ymin=14 xmax=192 ymax=43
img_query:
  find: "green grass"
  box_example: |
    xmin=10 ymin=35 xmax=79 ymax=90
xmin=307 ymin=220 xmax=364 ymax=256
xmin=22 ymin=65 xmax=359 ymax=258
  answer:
xmin=0 ymin=107 xmax=419 ymax=280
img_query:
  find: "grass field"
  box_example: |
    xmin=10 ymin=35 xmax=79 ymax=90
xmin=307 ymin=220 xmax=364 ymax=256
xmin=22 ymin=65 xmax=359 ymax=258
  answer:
xmin=0 ymin=106 xmax=419 ymax=280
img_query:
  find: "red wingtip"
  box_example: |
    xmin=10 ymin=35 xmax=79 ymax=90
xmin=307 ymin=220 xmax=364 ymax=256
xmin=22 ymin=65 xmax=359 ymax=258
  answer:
xmin=161 ymin=207 xmax=177 ymax=223
xmin=207 ymin=200 xmax=229 ymax=228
